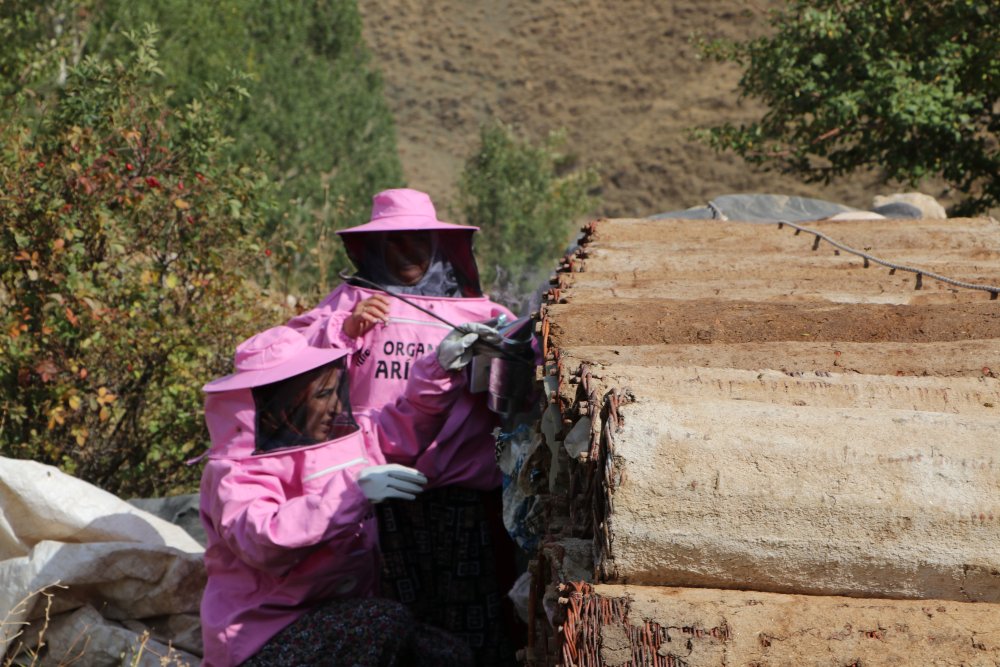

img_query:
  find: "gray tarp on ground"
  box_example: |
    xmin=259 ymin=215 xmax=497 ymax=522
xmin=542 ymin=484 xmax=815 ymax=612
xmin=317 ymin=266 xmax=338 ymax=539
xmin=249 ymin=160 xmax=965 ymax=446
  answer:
xmin=0 ymin=456 xmax=205 ymax=666
xmin=649 ymin=193 xmax=914 ymax=221
xmin=127 ymin=494 xmax=206 ymax=547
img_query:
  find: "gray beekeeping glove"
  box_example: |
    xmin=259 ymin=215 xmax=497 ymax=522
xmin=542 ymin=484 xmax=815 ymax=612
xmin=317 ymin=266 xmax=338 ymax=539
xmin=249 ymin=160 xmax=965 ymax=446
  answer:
xmin=357 ymin=464 xmax=428 ymax=503
xmin=436 ymin=322 xmax=503 ymax=371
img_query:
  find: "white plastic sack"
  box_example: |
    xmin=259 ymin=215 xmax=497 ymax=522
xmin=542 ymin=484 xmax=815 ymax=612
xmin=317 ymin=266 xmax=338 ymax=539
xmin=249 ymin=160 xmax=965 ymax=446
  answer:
xmin=0 ymin=456 xmax=204 ymax=664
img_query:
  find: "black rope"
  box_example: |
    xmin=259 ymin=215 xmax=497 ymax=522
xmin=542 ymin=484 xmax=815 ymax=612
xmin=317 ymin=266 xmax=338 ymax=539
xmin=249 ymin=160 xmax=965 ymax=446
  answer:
xmin=764 ymin=221 xmax=1000 ymax=299
xmin=338 ymin=270 xmax=534 ymax=360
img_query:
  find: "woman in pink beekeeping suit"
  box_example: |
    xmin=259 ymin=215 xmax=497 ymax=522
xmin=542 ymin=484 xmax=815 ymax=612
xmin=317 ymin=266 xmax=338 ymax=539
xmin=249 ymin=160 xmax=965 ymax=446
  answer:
xmin=198 ymin=323 xmax=497 ymax=666
xmin=287 ymin=188 xmax=521 ymax=666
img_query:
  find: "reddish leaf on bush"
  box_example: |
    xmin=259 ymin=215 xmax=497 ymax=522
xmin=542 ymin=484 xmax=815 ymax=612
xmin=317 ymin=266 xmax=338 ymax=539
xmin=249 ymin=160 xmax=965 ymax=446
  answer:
xmin=77 ymin=176 xmax=96 ymax=195
xmin=34 ymin=359 xmax=59 ymax=382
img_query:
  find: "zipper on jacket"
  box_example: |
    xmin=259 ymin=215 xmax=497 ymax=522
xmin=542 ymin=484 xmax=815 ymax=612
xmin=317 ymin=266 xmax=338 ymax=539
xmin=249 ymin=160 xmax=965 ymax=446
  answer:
xmin=303 ymin=456 xmax=368 ymax=482
xmin=386 ymin=316 xmax=452 ymax=330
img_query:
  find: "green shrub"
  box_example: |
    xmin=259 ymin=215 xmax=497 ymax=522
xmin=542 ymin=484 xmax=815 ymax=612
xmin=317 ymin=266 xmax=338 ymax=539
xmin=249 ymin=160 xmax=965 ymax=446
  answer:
xmin=0 ymin=2 xmax=88 ymax=98
xmin=456 ymin=122 xmax=600 ymax=310
xmin=0 ymin=29 xmax=280 ymax=497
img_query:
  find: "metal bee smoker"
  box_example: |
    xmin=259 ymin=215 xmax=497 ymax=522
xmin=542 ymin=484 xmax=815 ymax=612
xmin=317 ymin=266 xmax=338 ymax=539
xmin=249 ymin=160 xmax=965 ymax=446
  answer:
xmin=469 ymin=316 xmax=537 ymax=419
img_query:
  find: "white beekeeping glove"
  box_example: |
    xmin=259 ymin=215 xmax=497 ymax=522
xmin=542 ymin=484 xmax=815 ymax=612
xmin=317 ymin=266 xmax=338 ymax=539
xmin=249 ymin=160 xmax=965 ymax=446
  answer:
xmin=436 ymin=322 xmax=503 ymax=371
xmin=357 ymin=464 xmax=428 ymax=503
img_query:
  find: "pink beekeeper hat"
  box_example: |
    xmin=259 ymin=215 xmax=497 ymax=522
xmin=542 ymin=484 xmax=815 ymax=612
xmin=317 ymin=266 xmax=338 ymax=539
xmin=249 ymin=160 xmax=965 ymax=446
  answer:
xmin=203 ymin=326 xmax=348 ymax=393
xmin=336 ymin=188 xmax=478 ymax=235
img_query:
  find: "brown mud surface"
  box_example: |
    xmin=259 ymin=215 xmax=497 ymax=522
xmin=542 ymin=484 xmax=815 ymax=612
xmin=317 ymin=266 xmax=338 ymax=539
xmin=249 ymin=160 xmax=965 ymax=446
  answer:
xmin=548 ymin=299 xmax=1000 ymax=347
xmin=559 ymin=341 xmax=1000 ymax=378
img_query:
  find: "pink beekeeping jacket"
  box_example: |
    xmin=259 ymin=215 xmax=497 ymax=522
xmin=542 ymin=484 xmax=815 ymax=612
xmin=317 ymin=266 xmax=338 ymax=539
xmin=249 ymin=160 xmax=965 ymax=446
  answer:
xmin=198 ymin=353 xmax=464 ymax=667
xmin=287 ymin=283 xmax=514 ymax=491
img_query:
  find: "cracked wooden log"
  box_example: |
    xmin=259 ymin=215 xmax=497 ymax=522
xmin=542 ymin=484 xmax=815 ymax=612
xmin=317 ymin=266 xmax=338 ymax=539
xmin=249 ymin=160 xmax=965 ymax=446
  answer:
xmin=532 ymin=215 xmax=1000 ymax=664
xmin=594 ymin=387 xmax=1000 ymax=600
xmin=558 ymin=584 xmax=1000 ymax=667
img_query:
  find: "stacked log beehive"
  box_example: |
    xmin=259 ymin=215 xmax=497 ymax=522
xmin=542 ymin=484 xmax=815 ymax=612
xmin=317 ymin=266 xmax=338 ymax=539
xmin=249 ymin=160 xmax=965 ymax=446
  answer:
xmin=525 ymin=215 xmax=1000 ymax=665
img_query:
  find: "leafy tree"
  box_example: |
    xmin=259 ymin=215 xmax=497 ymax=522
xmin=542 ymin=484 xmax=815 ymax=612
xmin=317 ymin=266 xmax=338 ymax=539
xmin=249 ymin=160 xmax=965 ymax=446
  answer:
xmin=699 ymin=0 xmax=1000 ymax=216
xmin=0 ymin=27 xmax=279 ymax=497
xmin=0 ymin=1 xmax=96 ymax=99
xmin=456 ymin=122 xmax=599 ymax=311
xmin=88 ymin=0 xmax=404 ymax=297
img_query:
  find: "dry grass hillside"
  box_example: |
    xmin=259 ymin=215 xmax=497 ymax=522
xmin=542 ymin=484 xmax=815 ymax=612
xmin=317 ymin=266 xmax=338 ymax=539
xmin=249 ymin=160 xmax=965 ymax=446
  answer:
xmin=356 ymin=0 xmax=948 ymax=220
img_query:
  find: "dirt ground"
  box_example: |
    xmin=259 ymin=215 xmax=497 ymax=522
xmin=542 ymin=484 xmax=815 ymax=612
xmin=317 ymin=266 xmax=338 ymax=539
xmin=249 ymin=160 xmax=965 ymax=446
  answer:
xmin=548 ymin=299 xmax=1000 ymax=347
xmin=356 ymin=0 xmax=951 ymax=221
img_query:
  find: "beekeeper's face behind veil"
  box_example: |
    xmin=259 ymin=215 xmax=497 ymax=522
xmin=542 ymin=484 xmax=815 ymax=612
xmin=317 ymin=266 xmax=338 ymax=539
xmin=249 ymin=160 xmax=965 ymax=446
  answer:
xmin=383 ymin=230 xmax=433 ymax=285
xmin=202 ymin=326 xmax=359 ymax=454
xmin=337 ymin=188 xmax=485 ymax=298
xmin=253 ymin=360 xmax=356 ymax=453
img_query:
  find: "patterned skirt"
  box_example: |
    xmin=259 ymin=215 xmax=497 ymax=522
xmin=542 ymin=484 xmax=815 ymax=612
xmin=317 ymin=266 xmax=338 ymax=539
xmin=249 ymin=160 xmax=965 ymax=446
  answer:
xmin=241 ymin=597 xmax=472 ymax=666
xmin=376 ymin=486 xmax=521 ymax=667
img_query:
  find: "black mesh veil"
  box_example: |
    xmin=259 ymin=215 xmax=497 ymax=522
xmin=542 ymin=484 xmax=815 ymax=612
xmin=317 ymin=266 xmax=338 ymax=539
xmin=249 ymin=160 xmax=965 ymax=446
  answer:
xmin=342 ymin=229 xmax=484 ymax=298
xmin=251 ymin=358 xmax=357 ymax=454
